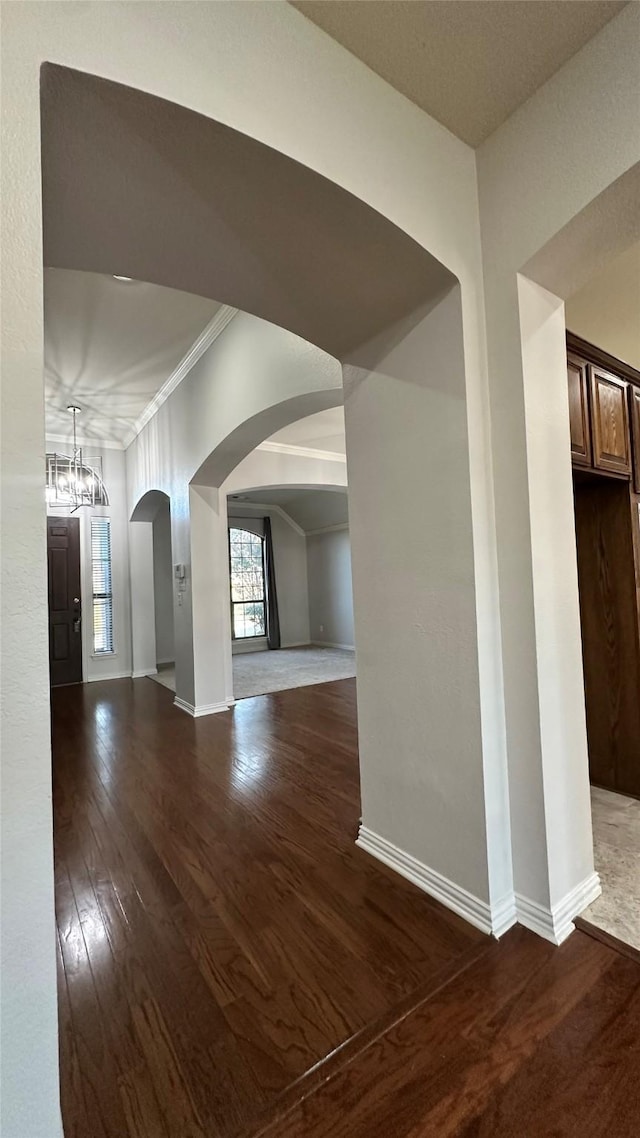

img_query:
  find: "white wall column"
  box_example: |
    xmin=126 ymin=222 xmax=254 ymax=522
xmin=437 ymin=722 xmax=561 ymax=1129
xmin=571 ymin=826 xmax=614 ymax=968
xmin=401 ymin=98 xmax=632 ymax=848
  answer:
xmin=187 ymin=484 xmax=234 ymax=716
xmin=129 ymin=522 xmax=158 ymax=678
xmin=515 ymin=276 xmax=598 ymax=935
xmin=344 ymin=285 xmax=513 ymax=936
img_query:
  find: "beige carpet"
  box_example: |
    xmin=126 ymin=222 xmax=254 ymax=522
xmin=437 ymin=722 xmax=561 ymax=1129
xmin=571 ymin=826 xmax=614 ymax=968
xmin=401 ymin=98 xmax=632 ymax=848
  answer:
xmin=233 ymin=645 xmax=355 ymax=699
xmin=581 ymin=786 xmax=640 ymax=952
xmin=150 ymin=646 xmax=356 ymax=701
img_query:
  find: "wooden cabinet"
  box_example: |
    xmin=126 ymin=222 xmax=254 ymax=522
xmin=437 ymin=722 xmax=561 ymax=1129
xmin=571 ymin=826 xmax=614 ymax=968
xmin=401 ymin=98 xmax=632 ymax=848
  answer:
xmin=567 ymin=353 xmax=591 ymax=466
xmin=629 ymin=384 xmax=640 ymax=493
xmin=589 ymin=365 xmax=631 ymax=475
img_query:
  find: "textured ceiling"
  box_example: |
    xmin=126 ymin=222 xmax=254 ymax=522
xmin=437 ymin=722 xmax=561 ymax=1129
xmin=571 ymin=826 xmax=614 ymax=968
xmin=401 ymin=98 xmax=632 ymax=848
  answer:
xmin=565 ymin=241 xmax=640 ymax=371
xmin=44 ymin=270 xmax=220 ymax=447
xmin=292 ymin=1 xmax=627 ymax=146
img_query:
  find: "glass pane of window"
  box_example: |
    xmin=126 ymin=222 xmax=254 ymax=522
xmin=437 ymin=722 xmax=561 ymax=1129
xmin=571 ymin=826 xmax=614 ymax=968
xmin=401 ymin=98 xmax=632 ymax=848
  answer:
xmin=233 ymin=601 xmax=266 ymax=639
xmin=91 ymin=517 xmax=114 ymax=653
xmin=229 ymin=527 xmax=266 ymax=638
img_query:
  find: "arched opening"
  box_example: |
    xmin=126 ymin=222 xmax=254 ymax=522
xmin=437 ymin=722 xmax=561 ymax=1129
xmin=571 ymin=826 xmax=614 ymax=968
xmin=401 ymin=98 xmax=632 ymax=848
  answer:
xmin=514 ymin=164 xmax=640 ymax=951
xmin=129 ymin=490 xmax=175 ymax=682
xmin=40 ymin=64 xmax=494 ymax=936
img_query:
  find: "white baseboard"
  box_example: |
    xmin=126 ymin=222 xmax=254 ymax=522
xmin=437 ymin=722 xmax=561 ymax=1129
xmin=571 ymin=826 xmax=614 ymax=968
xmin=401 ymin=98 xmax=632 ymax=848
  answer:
xmin=232 ymin=637 xmax=268 ymax=655
xmin=86 ymin=670 xmax=132 ymax=682
xmin=357 ymin=825 xmax=511 ymax=937
xmin=515 ymin=872 xmax=601 ymax=945
xmin=174 ymin=696 xmax=232 ymax=718
xmin=310 ymin=640 xmax=355 ymax=651
xmin=156 ymin=657 xmax=175 ymax=666
xmin=132 ymin=668 xmax=157 ymax=679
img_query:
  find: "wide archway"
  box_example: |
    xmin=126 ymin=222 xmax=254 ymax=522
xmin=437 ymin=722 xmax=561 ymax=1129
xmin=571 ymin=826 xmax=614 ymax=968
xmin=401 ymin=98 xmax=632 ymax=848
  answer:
xmin=38 ymin=68 xmax=504 ymax=944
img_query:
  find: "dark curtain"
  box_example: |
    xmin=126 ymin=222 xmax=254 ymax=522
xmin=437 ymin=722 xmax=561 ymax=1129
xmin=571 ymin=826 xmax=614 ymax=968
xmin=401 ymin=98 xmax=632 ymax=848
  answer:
xmin=264 ymin=517 xmax=281 ymax=650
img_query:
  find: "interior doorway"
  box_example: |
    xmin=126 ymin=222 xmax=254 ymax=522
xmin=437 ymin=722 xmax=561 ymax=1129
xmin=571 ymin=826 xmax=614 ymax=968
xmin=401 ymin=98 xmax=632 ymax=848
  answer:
xmin=562 ymin=241 xmax=640 ymax=954
xmin=47 ymin=516 xmax=82 ymax=686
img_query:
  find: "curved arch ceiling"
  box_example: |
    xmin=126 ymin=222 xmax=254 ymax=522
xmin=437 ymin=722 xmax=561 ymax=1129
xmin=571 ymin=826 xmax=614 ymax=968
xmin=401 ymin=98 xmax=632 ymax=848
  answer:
xmin=41 ymin=64 xmax=453 ymax=361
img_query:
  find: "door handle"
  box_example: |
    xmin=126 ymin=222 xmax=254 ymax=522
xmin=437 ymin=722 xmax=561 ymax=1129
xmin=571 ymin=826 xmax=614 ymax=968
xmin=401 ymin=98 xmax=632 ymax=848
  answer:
xmin=73 ymin=618 xmax=81 ymax=634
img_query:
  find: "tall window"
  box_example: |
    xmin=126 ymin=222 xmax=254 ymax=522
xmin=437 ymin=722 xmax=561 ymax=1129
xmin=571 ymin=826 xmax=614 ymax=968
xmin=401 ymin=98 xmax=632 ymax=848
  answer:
xmin=91 ymin=517 xmax=114 ymax=654
xmin=229 ymin=527 xmax=266 ymax=638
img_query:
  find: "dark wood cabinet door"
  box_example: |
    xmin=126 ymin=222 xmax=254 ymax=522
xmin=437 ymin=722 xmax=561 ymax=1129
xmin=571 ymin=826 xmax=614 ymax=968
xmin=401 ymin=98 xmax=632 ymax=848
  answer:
xmin=589 ymin=365 xmax=631 ymax=475
xmin=629 ymin=385 xmax=640 ymax=493
xmin=567 ymin=353 xmax=591 ymax=467
xmin=48 ymin=516 xmax=82 ymax=686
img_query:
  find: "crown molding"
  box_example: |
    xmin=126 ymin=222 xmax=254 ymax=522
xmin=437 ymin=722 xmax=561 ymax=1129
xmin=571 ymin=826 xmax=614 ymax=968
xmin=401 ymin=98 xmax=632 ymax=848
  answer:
xmin=257 ymin=440 xmax=347 ymax=463
xmin=306 ymin=522 xmax=349 ymax=536
xmin=228 ymin=500 xmax=306 ymax=538
xmin=124 ymin=305 xmax=238 ymax=448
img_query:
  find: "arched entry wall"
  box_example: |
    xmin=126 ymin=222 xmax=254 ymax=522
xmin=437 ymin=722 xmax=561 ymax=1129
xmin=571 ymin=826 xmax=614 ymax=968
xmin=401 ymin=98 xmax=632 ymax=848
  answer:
xmin=40 ymin=59 xmax=509 ymax=948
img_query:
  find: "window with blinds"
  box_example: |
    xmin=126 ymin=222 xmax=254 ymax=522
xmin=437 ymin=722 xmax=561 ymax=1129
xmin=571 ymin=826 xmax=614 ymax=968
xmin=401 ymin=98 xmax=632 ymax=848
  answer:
xmin=91 ymin=517 xmax=114 ymax=654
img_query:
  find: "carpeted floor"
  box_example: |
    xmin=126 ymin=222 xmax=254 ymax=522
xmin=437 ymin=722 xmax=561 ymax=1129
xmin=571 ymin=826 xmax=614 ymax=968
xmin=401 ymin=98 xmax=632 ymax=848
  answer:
xmin=581 ymin=786 xmax=640 ymax=952
xmin=149 ymin=646 xmax=356 ymax=701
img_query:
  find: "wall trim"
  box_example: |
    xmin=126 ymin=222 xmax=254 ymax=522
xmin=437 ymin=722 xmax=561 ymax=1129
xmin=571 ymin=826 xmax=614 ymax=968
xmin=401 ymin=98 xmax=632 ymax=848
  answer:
xmin=356 ymin=825 xmax=508 ymax=937
xmin=132 ymin=668 xmax=158 ymax=679
xmin=229 ymin=501 xmax=306 ymax=538
xmin=306 ymin=522 xmax=349 ymax=536
xmin=85 ymin=670 xmax=132 ymax=682
xmin=516 ymin=872 xmax=601 ymax=945
xmin=257 ymin=440 xmax=347 ymax=464
xmin=126 ymin=305 xmax=238 ymax=445
xmin=566 ymin=330 xmax=640 ymax=387
xmin=311 ymin=640 xmax=355 ymax=651
xmin=232 ymin=637 xmax=268 ymax=655
xmin=174 ymin=696 xmax=232 ymax=717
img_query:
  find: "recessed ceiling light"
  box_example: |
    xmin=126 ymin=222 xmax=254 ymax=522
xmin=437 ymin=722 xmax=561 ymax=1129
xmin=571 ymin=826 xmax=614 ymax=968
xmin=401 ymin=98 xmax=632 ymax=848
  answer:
xmin=113 ymin=275 xmax=132 ymax=282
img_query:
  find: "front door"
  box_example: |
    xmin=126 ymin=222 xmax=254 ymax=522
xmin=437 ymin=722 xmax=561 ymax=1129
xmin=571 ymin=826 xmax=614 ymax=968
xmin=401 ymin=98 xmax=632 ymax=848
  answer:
xmin=47 ymin=516 xmax=82 ymax=686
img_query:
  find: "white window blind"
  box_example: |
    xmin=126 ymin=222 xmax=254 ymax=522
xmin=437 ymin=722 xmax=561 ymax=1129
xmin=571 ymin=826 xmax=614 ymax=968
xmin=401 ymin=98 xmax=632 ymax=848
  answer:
xmin=91 ymin=517 xmax=114 ymax=654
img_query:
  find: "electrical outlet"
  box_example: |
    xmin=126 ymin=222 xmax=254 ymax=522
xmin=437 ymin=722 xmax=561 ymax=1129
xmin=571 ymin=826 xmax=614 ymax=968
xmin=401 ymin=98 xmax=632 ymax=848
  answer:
xmin=319 ymin=624 xmax=324 ymax=633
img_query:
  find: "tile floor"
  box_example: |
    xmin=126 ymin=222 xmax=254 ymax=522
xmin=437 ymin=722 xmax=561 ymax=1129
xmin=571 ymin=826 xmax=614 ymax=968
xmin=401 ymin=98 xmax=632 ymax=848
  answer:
xmin=581 ymin=785 xmax=640 ymax=951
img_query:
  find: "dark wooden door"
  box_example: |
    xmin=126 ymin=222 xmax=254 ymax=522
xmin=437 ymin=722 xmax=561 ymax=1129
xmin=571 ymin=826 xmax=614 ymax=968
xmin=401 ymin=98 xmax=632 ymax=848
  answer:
xmin=48 ymin=516 xmax=82 ymax=686
xmin=573 ymin=476 xmax=640 ymax=796
xmin=567 ymin=353 xmax=591 ymax=467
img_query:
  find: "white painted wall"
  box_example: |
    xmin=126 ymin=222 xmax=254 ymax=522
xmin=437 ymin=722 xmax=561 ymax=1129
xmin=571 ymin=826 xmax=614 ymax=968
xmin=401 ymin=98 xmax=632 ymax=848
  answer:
xmin=126 ymin=311 xmax=342 ymax=710
xmin=477 ymin=3 xmax=640 ymax=925
xmin=565 ymin=241 xmax=640 ymax=372
xmin=345 ymin=286 xmax=493 ymax=903
xmin=153 ymin=501 xmax=175 ymax=665
xmin=307 ymin=528 xmax=354 ymax=649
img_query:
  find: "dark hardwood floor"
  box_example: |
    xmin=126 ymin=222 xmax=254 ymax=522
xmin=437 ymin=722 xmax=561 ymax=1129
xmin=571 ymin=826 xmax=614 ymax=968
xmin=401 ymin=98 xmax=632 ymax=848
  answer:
xmin=53 ymin=677 xmax=640 ymax=1137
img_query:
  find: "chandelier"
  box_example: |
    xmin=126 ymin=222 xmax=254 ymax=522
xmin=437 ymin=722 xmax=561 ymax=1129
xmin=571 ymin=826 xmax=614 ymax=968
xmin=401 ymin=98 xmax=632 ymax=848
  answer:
xmin=46 ymin=405 xmax=109 ymax=512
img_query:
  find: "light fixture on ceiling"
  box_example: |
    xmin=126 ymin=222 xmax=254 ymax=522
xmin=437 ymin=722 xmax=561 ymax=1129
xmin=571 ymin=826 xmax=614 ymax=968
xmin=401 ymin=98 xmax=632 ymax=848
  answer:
xmin=45 ymin=405 xmax=109 ymax=512
xmin=113 ymin=274 xmax=133 ymax=282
